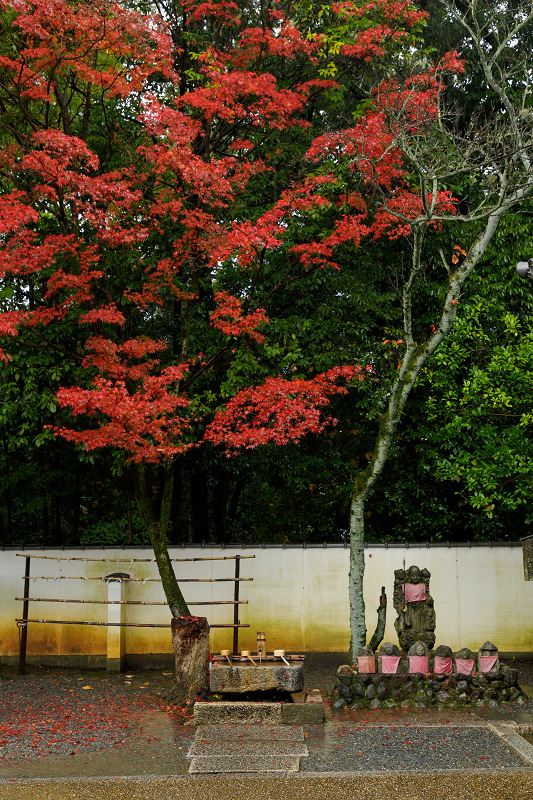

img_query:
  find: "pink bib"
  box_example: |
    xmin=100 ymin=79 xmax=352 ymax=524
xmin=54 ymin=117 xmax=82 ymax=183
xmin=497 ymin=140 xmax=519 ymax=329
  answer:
xmin=455 ymin=658 xmax=474 ymax=675
xmin=409 ymin=655 xmax=429 ymax=673
xmin=357 ymin=655 xmax=376 ymax=674
xmin=401 ymin=583 xmax=426 ymax=602
xmin=381 ymin=656 xmax=401 ymax=674
xmin=480 ymin=655 xmax=497 ymax=673
xmin=434 ymin=656 xmax=453 ymax=674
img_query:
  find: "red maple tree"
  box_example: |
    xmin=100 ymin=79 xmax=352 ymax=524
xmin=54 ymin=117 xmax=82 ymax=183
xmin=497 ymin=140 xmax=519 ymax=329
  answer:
xmin=0 ymin=0 xmax=471 ymax=692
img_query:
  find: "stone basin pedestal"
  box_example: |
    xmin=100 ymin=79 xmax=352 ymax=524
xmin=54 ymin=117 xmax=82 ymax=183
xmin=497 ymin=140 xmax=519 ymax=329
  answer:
xmin=196 ymin=659 xmax=324 ymax=724
xmin=210 ymin=662 xmax=304 ymax=694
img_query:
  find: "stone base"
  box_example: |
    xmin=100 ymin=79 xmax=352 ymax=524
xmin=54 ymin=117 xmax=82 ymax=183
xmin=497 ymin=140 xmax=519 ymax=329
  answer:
xmin=194 ymin=696 xmax=325 ymax=725
xmin=188 ymin=755 xmax=301 ymax=773
xmin=331 ymin=665 xmax=527 ymax=710
xmin=194 ymin=702 xmax=282 ymax=724
xmin=210 ymin=662 xmax=303 ymax=694
xmin=281 ymin=701 xmax=325 ymax=724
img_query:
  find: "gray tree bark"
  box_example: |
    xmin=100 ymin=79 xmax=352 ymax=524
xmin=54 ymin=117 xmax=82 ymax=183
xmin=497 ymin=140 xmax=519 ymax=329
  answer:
xmin=170 ymin=616 xmax=210 ymax=706
xmin=133 ymin=463 xmax=210 ymax=704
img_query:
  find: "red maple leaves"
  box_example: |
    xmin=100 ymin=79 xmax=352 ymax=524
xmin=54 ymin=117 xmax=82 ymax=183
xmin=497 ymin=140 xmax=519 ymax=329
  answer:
xmin=0 ymin=0 xmax=463 ymax=462
xmin=210 ymin=292 xmax=270 ymax=343
xmin=205 ymin=366 xmax=369 ymax=450
xmin=53 ymin=339 xmax=194 ymax=463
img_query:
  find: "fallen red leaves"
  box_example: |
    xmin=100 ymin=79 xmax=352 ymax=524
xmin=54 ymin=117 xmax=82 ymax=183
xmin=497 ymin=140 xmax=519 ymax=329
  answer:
xmin=0 ymin=674 xmax=167 ymax=761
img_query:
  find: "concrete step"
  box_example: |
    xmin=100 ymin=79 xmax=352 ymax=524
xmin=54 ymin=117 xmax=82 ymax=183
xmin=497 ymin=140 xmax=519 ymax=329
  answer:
xmin=187 ymin=724 xmax=308 ymax=774
xmin=187 ymin=739 xmax=309 ymax=757
xmin=194 ymin=724 xmax=305 ymax=742
xmin=188 ymin=755 xmax=301 ymax=774
xmin=194 ymin=700 xmax=324 ymax=725
xmin=193 ymin=702 xmax=282 ymax=724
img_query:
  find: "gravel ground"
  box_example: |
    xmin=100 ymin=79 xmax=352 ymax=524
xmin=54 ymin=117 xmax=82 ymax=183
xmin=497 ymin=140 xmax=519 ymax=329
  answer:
xmin=300 ymin=724 xmax=527 ymax=772
xmin=1 ymin=658 xmax=533 ymax=778
xmin=0 ymin=668 xmax=168 ymax=762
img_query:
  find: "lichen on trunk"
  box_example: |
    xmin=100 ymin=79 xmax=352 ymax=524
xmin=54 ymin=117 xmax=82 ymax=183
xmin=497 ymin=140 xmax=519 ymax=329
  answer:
xmin=347 ymin=211 xmax=514 ymax=663
xmin=132 ymin=462 xmax=189 ymax=617
xmin=168 ymin=616 xmax=210 ymax=706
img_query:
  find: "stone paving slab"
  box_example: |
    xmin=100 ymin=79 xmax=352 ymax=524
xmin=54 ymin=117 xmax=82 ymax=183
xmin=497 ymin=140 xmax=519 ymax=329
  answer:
xmin=488 ymin=722 xmax=533 ymax=768
xmin=194 ymin=724 xmax=305 ymax=741
xmin=187 ymin=740 xmax=309 ymax=756
xmin=188 ymin=755 xmax=301 ymax=774
xmin=194 ymin=702 xmax=282 ymax=725
xmin=188 ymin=724 xmax=308 ymax=774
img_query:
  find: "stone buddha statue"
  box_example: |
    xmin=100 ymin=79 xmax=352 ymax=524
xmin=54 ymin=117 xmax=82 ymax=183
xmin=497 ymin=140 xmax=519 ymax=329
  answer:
xmin=393 ymin=565 xmax=436 ymax=651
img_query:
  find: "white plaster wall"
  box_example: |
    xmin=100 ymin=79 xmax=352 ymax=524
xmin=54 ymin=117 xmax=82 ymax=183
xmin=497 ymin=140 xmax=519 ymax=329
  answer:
xmin=1 ymin=544 xmax=533 ymax=660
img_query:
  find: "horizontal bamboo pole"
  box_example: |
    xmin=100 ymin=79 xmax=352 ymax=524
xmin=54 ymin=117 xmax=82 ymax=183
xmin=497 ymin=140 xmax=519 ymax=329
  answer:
xmin=27 ymin=576 xmax=253 ymax=582
xmin=15 ymin=553 xmax=255 ymax=563
xmin=15 ymin=597 xmax=248 ymax=606
xmin=16 ymin=619 xmax=249 ymax=628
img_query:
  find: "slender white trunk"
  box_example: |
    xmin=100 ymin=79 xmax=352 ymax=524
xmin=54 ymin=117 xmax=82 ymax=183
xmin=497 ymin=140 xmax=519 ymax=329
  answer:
xmin=346 ymin=204 xmax=523 ymax=662
xmin=349 ymin=493 xmax=366 ymax=660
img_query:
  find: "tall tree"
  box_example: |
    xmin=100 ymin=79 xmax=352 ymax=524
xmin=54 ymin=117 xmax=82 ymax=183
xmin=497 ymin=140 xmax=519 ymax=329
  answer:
xmin=205 ymin=0 xmax=533 ymax=658
xmin=4 ymin=0 xmax=533 ymax=671
xmin=0 ymin=0 xmax=419 ymax=693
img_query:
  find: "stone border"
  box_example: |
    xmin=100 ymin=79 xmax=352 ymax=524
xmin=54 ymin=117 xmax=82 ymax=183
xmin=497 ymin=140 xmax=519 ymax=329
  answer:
xmin=488 ymin=722 xmax=533 ymax=768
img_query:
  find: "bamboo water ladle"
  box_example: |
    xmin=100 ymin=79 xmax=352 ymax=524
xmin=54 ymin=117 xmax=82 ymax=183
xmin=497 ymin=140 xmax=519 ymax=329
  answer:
xmin=240 ymin=649 xmax=258 ymax=666
xmin=274 ymin=649 xmax=291 ymax=667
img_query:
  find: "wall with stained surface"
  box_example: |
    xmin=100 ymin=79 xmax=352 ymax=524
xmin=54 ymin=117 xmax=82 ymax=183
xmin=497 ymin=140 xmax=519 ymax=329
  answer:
xmin=1 ymin=543 xmax=532 ymax=665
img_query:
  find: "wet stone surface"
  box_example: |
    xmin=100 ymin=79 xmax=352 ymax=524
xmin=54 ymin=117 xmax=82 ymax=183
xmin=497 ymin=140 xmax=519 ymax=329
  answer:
xmin=210 ymin=663 xmax=304 ymax=694
xmin=300 ymin=723 xmax=530 ymax=772
xmin=0 ymin=667 xmax=193 ymax=779
xmin=1 ymin=658 xmax=533 ymax=780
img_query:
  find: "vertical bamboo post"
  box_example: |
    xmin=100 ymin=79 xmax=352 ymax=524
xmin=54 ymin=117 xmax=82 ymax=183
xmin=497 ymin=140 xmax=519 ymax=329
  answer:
xmin=232 ymin=555 xmax=240 ymax=655
xmin=18 ymin=556 xmax=30 ymax=675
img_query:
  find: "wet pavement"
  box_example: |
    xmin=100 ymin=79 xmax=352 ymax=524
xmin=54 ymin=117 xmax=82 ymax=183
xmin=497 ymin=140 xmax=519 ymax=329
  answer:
xmin=0 ymin=709 xmax=193 ymax=780
xmin=1 ymin=663 xmax=533 ymax=797
xmin=1 ymin=697 xmax=533 ymax=780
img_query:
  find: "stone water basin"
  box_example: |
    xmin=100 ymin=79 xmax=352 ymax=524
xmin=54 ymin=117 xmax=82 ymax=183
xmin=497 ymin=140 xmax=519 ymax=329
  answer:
xmin=210 ymin=661 xmax=304 ymax=694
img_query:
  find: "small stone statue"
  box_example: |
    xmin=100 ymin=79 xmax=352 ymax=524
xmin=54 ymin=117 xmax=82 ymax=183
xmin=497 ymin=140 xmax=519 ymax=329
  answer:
xmin=393 ymin=565 xmax=436 ymax=651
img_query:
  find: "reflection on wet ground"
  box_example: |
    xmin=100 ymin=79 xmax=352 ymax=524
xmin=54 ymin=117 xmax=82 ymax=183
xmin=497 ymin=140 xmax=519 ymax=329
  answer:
xmin=1 ymin=666 xmax=533 ymax=780
xmin=0 ymin=710 xmax=194 ymax=780
xmin=7 ymin=707 xmax=533 ymax=780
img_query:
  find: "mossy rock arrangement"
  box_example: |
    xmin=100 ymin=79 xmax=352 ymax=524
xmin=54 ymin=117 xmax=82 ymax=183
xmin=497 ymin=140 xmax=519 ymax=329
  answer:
xmin=328 ymin=661 xmax=527 ymax=710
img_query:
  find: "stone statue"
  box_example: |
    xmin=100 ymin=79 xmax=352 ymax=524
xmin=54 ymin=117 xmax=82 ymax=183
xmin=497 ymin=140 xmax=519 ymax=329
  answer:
xmin=393 ymin=565 xmax=436 ymax=651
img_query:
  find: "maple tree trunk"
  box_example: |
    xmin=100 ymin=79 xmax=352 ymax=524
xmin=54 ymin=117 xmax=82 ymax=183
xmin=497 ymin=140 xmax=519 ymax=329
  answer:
xmin=133 ymin=463 xmax=210 ymax=702
xmin=132 ymin=463 xmax=189 ymax=617
xmin=168 ymin=616 xmax=210 ymax=706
